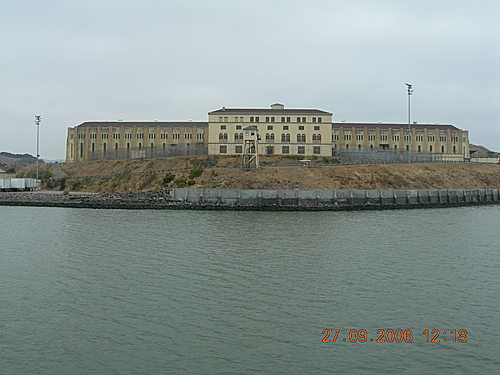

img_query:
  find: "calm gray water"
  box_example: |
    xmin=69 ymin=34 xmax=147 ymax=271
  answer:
xmin=0 ymin=205 xmax=499 ymax=374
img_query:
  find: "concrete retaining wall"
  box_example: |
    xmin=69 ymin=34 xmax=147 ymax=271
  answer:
xmin=172 ymin=188 xmax=500 ymax=209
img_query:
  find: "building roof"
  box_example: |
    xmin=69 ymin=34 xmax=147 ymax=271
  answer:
xmin=332 ymin=122 xmax=460 ymax=131
xmin=209 ymin=107 xmax=332 ymax=115
xmin=75 ymin=121 xmax=208 ymax=128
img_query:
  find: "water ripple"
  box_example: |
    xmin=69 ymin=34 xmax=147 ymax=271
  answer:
xmin=0 ymin=205 xmax=499 ymax=374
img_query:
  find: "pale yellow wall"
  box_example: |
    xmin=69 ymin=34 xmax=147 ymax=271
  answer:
xmin=66 ymin=111 xmax=470 ymax=162
xmin=66 ymin=124 xmax=206 ymax=161
xmin=208 ymin=110 xmax=333 ymax=157
xmin=332 ymin=126 xmax=469 ymax=160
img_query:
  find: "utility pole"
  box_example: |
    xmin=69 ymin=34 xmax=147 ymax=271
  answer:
xmin=35 ymin=115 xmax=41 ymax=180
xmin=405 ymin=83 xmax=413 ymax=161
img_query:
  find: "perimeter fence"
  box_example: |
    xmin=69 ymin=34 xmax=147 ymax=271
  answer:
xmin=84 ymin=144 xmax=208 ymax=161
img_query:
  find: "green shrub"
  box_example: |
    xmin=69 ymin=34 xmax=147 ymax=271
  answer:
xmin=174 ymin=177 xmax=187 ymax=186
xmin=187 ymin=179 xmax=196 ymax=185
xmin=163 ymin=173 xmax=175 ymax=184
xmin=188 ymin=168 xmax=203 ymax=179
xmin=322 ymin=157 xmax=341 ymax=164
xmin=6 ymin=167 xmax=15 ymax=173
xmin=285 ymin=155 xmax=303 ymax=161
xmin=39 ymin=168 xmax=54 ymax=182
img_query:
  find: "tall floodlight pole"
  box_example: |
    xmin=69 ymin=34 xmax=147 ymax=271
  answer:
xmin=35 ymin=115 xmax=41 ymax=180
xmin=405 ymin=83 xmax=413 ymax=161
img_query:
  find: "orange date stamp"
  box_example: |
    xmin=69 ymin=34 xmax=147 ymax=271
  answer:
xmin=322 ymin=329 xmax=469 ymax=343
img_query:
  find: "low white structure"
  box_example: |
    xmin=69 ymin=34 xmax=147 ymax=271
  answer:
xmin=0 ymin=178 xmax=38 ymax=191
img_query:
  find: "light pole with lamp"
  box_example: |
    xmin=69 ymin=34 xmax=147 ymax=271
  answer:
xmin=35 ymin=115 xmax=41 ymax=181
xmin=405 ymin=83 xmax=413 ymax=161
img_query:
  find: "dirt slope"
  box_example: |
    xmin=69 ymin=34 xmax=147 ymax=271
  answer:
xmin=19 ymin=155 xmax=500 ymax=192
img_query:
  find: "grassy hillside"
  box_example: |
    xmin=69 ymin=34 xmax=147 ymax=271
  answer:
xmin=0 ymin=152 xmax=38 ymax=168
xmin=16 ymin=155 xmax=498 ymax=193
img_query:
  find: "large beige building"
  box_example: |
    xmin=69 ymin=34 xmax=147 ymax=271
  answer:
xmin=66 ymin=103 xmax=470 ymax=162
xmin=66 ymin=121 xmax=207 ymax=162
xmin=208 ymin=103 xmax=333 ymax=157
xmin=332 ymin=122 xmax=469 ymax=159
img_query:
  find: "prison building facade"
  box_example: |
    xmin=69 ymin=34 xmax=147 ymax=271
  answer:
xmin=207 ymin=103 xmax=333 ymax=157
xmin=332 ymin=123 xmax=469 ymax=160
xmin=65 ymin=104 xmax=471 ymax=162
xmin=66 ymin=121 xmax=208 ymax=162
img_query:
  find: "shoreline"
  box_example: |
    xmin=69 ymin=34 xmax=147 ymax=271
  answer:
xmin=1 ymin=188 xmax=499 ymax=211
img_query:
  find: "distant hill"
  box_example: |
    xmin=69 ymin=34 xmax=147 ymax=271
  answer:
xmin=469 ymin=144 xmax=499 ymax=158
xmin=0 ymin=152 xmax=40 ymax=168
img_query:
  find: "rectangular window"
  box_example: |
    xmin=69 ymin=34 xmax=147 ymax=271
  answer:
xmin=314 ymin=126 xmax=320 ymax=130
xmin=255 ymin=117 xmax=259 ymax=122
xmin=281 ymin=117 xmax=285 ymax=122
xmin=236 ymin=125 xmax=242 ymax=130
xmin=271 ymin=117 xmax=275 ymax=122
xmin=283 ymin=125 xmax=289 ymax=130
xmin=286 ymin=117 xmax=291 ymax=122
xmin=313 ymin=146 xmax=321 ymax=154
xmin=250 ymin=117 xmax=254 ymax=122
xmin=235 ymin=145 xmax=243 ymax=153
xmin=312 ymin=117 xmax=317 ymax=123
xmin=298 ymin=146 xmax=305 ymax=154
xmin=297 ymin=117 xmax=301 ymax=122
xmin=318 ymin=117 xmax=322 ymax=123
xmin=219 ymin=116 xmax=223 ymax=122
xmin=224 ymin=117 xmax=228 ymax=122
xmin=299 ymin=125 xmax=304 ymax=130
xmin=265 ymin=117 xmax=270 ymax=122
xmin=267 ymin=125 xmax=273 ymax=130
xmin=266 ymin=146 xmax=274 ymax=155
xmin=220 ymin=125 xmax=226 ymax=129
xmin=302 ymin=117 xmax=306 ymax=122
xmin=219 ymin=145 xmax=227 ymax=153
xmin=282 ymin=146 xmax=289 ymax=154
xmin=240 ymin=117 xmax=244 ymax=122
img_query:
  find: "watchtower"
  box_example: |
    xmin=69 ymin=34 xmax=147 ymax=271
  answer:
xmin=241 ymin=125 xmax=260 ymax=170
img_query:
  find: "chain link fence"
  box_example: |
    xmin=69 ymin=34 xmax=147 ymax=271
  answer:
xmin=333 ymin=150 xmax=454 ymax=164
xmin=85 ymin=144 xmax=208 ymax=161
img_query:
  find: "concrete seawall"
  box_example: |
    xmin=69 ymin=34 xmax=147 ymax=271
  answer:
xmin=172 ymin=188 xmax=500 ymax=210
xmin=0 ymin=189 xmax=498 ymax=210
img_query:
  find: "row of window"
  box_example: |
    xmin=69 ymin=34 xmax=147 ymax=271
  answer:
xmin=334 ymin=143 xmax=459 ymax=153
xmin=337 ymin=134 xmax=456 ymax=143
xmin=82 ymin=142 xmax=204 ymax=154
xmin=218 ymin=133 xmax=323 ymax=143
xmin=219 ymin=124 xmax=320 ymax=131
xmin=77 ymin=132 xmax=203 ymax=140
xmin=219 ymin=116 xmax=323 ymax=123
xmin=219 ymin=145 xmax=322 ymax=155
xmin=156 ymin=133 xmax=203 ymax=140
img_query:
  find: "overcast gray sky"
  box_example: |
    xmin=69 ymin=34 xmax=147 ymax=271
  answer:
xmin=1 ymin=0 xmax=499 ymax=159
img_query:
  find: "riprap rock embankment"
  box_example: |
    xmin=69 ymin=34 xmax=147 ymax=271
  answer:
xmin=1 ymin=188 xmax=499 ymax=210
